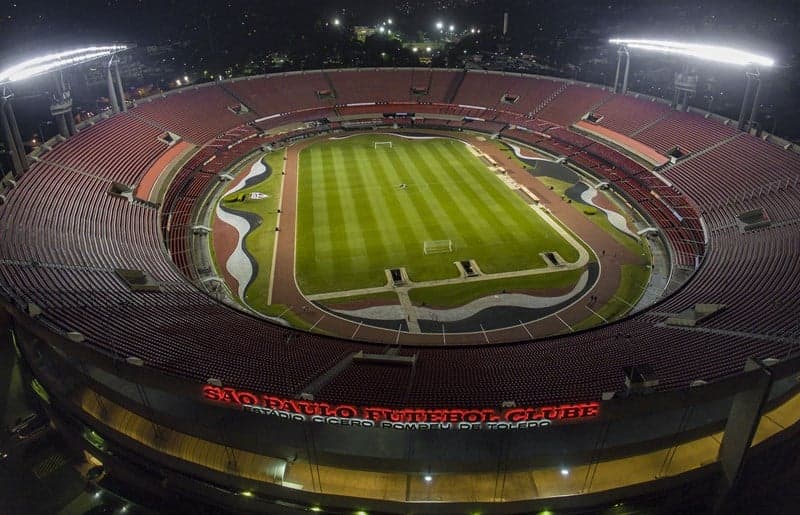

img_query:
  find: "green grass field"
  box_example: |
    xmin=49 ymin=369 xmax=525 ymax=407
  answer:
xmin=295 ymin=134 xmax=580 ymax=294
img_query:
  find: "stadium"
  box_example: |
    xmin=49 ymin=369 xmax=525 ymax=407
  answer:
xmin=1 ymin=46 xmax=799 ymax=513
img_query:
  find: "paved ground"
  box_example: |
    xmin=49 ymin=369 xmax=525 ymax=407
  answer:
xmin=0 ymin=325 xmax=156 ymax=515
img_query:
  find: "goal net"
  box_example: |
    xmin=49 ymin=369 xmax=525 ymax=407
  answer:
xmin=374 ymin=141 xmax=393 ymax=149
xmin=423 ymin=240 xmax=453 ymax=255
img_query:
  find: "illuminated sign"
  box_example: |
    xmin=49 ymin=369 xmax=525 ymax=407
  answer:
xmin=202 ymin=385 xmax=600 ymax=430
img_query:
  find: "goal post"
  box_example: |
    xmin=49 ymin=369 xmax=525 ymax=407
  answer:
xmin=374 ymin=141 xmax=393 ymax=149
xmin=423 ymin=240 xmax=453 ymax=255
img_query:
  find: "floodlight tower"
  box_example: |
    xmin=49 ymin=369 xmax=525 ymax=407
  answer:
xmin=738 ymin=65 xmax=762 ymax=131
xmin=0 ymin=86 xmax=28 ymax=174
xmin=613 ymin=44 xmax=631 ymax=94
xmin=50 ymin=71 xmax=76 ymax=138
xmin=609 ymin=39 xmax=774 ymax=132
xmin=673 ymin=64 xmax=698 ymax=112
xmin=0 ymin=45 xmax=130 ymax=176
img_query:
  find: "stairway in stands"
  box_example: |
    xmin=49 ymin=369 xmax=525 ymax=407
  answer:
xmin=219 ymin=82 xmax=261 ymax=118
xmin=531 ymin=81 xmax=567 ymax=117
xmin=444 ymin=70 xmax=467 ymax=104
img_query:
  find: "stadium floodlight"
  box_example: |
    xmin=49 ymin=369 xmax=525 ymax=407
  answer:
xmin=0 ymin=45 xmax=128 ymax=84
xmin=609 ymin=38 xmax=774 ymax=67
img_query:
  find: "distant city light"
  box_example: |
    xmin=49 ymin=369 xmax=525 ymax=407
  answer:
xmin=449 ymin=24 xmax=455 ymax=31
xmin=333 ymin=18 xmax=340 ymax=26
xmin=387 ymin=18 xmax=393 ymax=25
xmin=609 ymin=38 xmax=774 ymax=67
xmin=423 ymin=474 xmax=433 ymax=482
xmin=387 ymin=29 xmax=392 ymax=35
xmin=470 ymin=28 xmax=476 ymax=34
xmin=378 ymin=26 xmax=385 ymax=33
xmin=560 ymin=468 xmax=570 ymax=476
xmin=435 ymin=21 xmax=443 ymax=30
xmin=426 ymin=47 xmax=432 ymax=53
xmin=176 ymin=79 xmax=182 ymax=86
xmin=412 ymin=47 xmax=418 ymax=53
xmin=183 ymin=75 xmax=188 ymax=82
xmin=0 ymin=45 xmax=128 ymax=84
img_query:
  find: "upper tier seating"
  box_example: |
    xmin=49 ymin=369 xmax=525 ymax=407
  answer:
xmin=133 ymin=85 xmax=256 ymax=144
xmin=535 ymin=84 xmax=611 ymax=127
xmin=592 ymin=95 xmax=672 ymax=135
xmin=633 ymin=111 xmax=739 ymax=155
xmin=224 ymin=72 xmax=336 ymax=115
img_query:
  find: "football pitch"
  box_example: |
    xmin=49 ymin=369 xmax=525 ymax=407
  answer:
xmin=295 ymin=134 xmax=580 ymax=294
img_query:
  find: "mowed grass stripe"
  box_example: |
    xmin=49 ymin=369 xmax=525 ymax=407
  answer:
xmin=369 ymin=145 xmax=428 ymax=255
xmin=388 ymin=145 xmax=456 ymax=243
xmin=372 ymin=146 xmax=441 ymax=242
xmin=438 ymin=141 xmax=580 ymax=265
xmin=326 ymin=145 xmax=371 ymax=273
xmin=434 ymin=142 xmax=556 ymax=263
xmin=309 ymin=145 xmax=361 ymax=283
xmin=428 ymin=142 xmax=508 ymax=243
xmin=404 ymin=143 xmax=486 ymax=245
xmin=339 ymin=144 xmax=394 ymax=266
xmin=298 ymin=149 xmax=321 ymax=271
xmin=398 ymin=143 xmax=472 ymax=241
xmin=309 ymin=146 xmax=343 ymax=272
xmin=300 ymin=147 xmax=331 ymax=287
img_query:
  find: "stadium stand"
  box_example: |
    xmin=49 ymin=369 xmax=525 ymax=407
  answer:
xmin=592 ymin=94 xmax=672 ymax=135
xmin=535 ymin=83 xmax=612 ymax=127
xmin=1 ymin=69 xmax=799 ymax=411
xmin=224 ymin=72 xmax=334 ymax=115
xmin=132 ymin=84 xmax=256 ymax=144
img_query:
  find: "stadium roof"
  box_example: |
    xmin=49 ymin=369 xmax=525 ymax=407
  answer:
xmin=609 ymin=38 xmax=774 ymax=67
xmin=0 ymin=45 xmax=129 ymax=85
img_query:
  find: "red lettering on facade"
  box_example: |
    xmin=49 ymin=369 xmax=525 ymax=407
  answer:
xmin=201 ymin=386 xmax=601 ymax=427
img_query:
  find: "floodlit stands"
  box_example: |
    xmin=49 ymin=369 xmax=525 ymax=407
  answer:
xmin=536 ymin=84 xmax=611 ymax=127
xmin=38 ymin=112 xmax=168 ymax=185
xmin=634 ymin=110 xmax=739 ymax=155
xmin=224 ymin=72 xmax=334 ymax=115
xmin=327 ymin=69 xmax=416 ymax=104
xmin=0 ymin=69 xmax=799 ymax=409
xmin=133 ymin=85 xmax=255 ymax=144
xmin=592 ymin=95 xmax=672 ymax=135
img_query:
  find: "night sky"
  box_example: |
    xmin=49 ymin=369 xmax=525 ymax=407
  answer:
xmin=0 ymin=0 xmax=798 ymax=139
